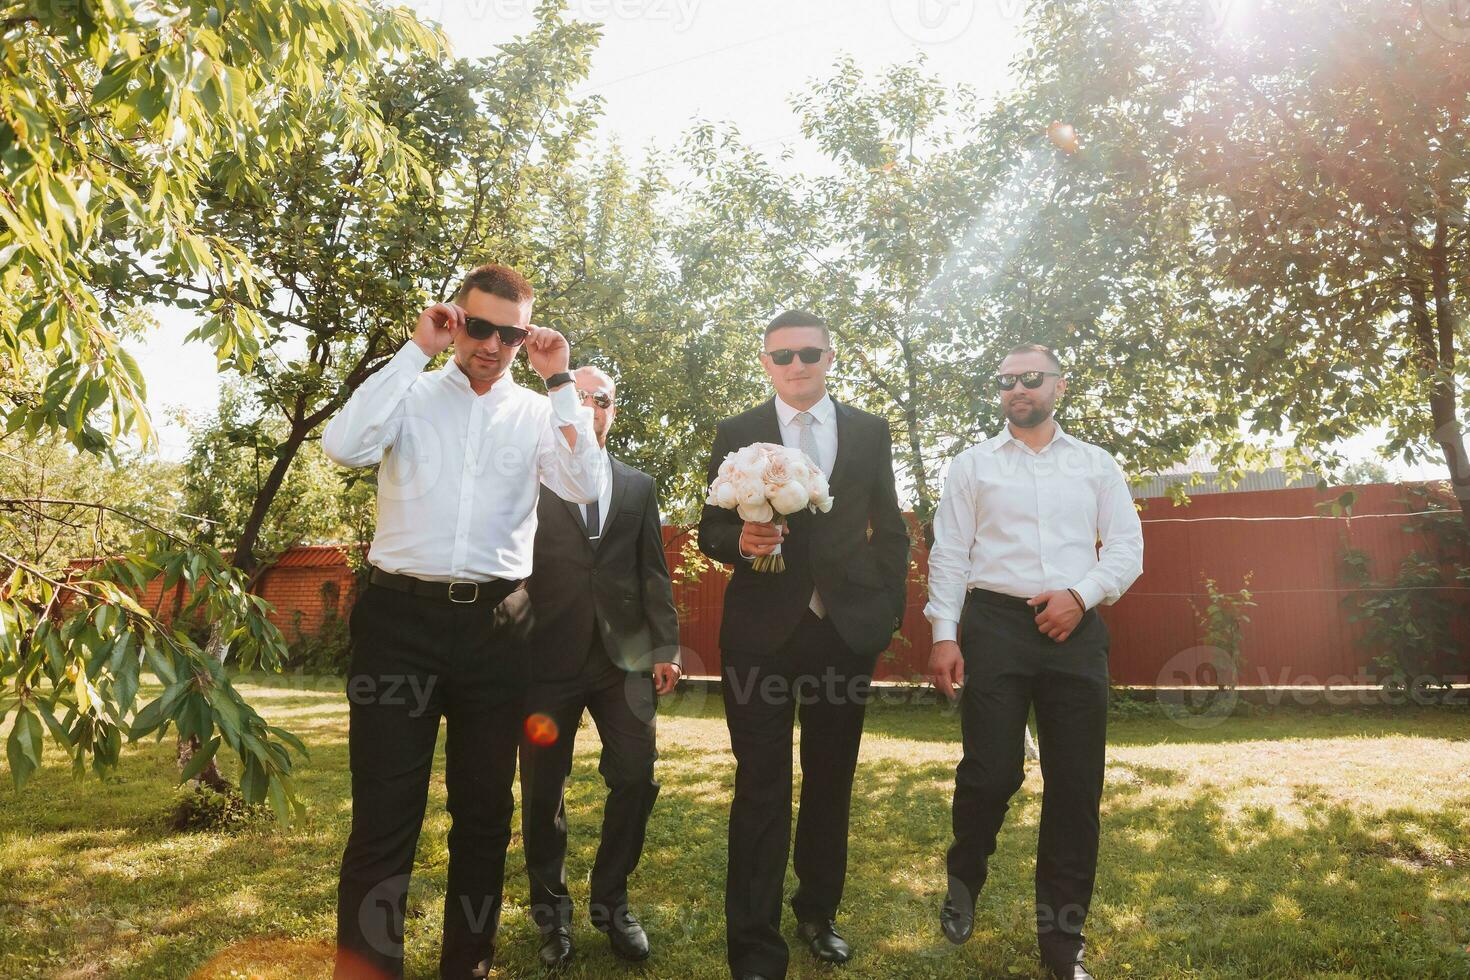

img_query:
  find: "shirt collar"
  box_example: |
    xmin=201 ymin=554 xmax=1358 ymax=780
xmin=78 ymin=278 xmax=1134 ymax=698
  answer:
xmin=979 ymin=420 xmax=1072 ymax=454
xmin=774 ymin=392 xmax=835 ymax=427
xmin=440 ymin=357 xmax=519 ymax=398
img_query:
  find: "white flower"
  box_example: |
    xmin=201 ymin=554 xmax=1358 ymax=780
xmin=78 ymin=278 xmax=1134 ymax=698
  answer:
xmin=731 ymin=444 xmax=766 ymax=474
xmin=735 ymin=477 xmax=767 ymax=506
xmin=715 ymin=481 xmax=738 ymax=508
xmin=763 ymin=454 xmax=792 ymax=489
xmin=737 ymin=499 xmax=774 ymax=523
xmin=770 ymin=481 xmax=809 ymax=515
xmin=814 ymin=493 xmax=834 ymax=513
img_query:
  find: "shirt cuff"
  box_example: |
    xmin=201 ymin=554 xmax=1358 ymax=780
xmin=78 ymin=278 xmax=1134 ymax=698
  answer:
xmin=547 ymin=383 xmax=587 ymax=428
xmin=1072 ymin=578 xmax=1106 ymax=611
xmin=930 ymin=620 xmax=958 ymax=644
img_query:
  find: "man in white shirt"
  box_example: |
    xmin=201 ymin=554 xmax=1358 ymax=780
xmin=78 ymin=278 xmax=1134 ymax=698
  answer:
xmin=924 ymin=343 xmax=1143 ymax=980
xmin=323 ymin=263 xmax=608 ymax=980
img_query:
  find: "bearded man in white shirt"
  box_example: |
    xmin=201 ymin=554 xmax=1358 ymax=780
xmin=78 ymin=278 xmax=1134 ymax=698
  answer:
xmin=924 ymin=343 xmax=1143 ymax=980
xmin=322 ymin=263 xmax=608 ymax=980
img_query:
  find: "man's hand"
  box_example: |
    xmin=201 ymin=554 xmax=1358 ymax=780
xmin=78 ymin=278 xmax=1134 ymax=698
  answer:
xmin=1028 ymin=589 xmax=1084 ymax=643
xmin=524 ymin=325 xmax=571 ymax=381
xmin=739 ymin=520 xmax=786 ymax=558
xmin=928 ymin=639 xmax=964 ymax=701
xmin=412 ymin=302 xmax=464 ymax=357
xmin=653 ymin=662 xmax=682 ymax=695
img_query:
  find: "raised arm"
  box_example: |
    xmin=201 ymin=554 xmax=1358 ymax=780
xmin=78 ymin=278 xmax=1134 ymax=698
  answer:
xmin=321 ymin=341 xmax=429 ymax=467
xmin=534 ymin=384 xmax=607 ymax=505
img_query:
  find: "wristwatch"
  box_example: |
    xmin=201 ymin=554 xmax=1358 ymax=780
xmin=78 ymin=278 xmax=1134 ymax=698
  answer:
xmin=543 ymin=371 xmax=573 ymax=390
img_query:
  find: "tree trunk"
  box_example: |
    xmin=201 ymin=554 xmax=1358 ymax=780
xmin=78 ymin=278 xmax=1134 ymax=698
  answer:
xmin=231 ymin=423 xmax=312 ymax=577
xmin=1424 ymin=227 xmax=1470 ymax=527
xmin=176 ymin=421 xmax=313 ymax=790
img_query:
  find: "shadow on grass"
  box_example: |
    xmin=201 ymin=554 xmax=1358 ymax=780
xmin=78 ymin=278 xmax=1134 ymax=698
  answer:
xmin=3 ymin=694 xmax=1468 ymax=978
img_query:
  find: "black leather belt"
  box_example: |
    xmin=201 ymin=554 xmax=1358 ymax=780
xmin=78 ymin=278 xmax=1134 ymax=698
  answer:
xmin=968 ymin=587 xmax=1042 ymax=613
xmin=368 ymin=567 xmax=523 ymax=605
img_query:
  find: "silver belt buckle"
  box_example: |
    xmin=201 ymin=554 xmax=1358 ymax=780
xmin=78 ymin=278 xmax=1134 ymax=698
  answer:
xmin=448 ymin=580 xmax=479 ymax=603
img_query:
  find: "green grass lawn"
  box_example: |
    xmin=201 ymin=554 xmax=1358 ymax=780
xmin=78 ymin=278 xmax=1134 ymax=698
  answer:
xmin=2 ymin=677 xmax=1468 ymax=979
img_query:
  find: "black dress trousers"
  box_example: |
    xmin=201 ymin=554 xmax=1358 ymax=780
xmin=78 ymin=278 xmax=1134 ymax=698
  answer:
xmin=721 ymin=610 xmax=873 ymax=980
xmin=519 ymin=631 xmax=660 ymax=933
xmin=334 ymin=581 xmax=530 ymax=980
xmin=946 ymin=589 xmax=1110 ymax=967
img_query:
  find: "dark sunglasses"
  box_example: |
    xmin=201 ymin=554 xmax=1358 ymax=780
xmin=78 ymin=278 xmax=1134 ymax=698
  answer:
xmin=463 ymin=316 xmax=528 ymax=346
xmin=577 ymin=389 xmax=613 ymax=409
xmin=994 ymin=371 xmax=1060 ymax=391
xmin=763 ymin=346 xmax=829 ymax=366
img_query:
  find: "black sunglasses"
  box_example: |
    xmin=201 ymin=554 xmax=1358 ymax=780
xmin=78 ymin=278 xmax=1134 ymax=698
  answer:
xmin=463 ymin=316 xmax=528 ymax=346
xmin=763 ymin=346 xmax=829 ymax=366
xmin=577 ymin=389 xmax=613 ymax=409
xmin=994 ymin=371 xmax=1060 ymax=391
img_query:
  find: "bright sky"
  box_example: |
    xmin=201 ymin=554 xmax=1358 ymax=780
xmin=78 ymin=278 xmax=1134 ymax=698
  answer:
xmin=128 ymin=0 xmax=1448 ymax=481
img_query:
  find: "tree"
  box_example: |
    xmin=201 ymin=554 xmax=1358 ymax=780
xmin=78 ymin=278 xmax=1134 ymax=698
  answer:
xmin=992 ymin=0 xmax=1470 ymax=524
xmin=97 ymin=3 xmax=604 ymax=577
xmin=652 ymin=56 xmax=1224 ymax=521
xmin=1 ymin=0 xmax=442 ymax=811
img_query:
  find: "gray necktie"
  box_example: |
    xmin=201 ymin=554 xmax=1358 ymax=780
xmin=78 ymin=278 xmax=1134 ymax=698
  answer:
xmin=793 ymin=411 xmax=822 ymax=472
xmin=585 ymin=498 xmax=600 ymax=540
xmin=792 ymin=410 xmax=827 ymax=618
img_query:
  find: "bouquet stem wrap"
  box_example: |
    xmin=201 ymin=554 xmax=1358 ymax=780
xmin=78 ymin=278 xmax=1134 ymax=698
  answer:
xmin=751 ymin=514 xmax=788 ymax=573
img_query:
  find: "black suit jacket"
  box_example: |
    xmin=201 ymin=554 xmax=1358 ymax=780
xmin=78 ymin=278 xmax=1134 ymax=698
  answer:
xmin=697 ymin=398 xmax=911 ymax=660
xmin=528 ymin=456 xmax=681 ymax=681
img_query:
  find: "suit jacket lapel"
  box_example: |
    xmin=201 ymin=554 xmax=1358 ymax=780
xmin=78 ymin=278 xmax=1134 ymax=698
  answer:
xmin=756 ymin=397 xmax=782 ymax=447
xmin=559 ymin=489 xmax=593 ymax=549
xmin=598 ymin=457 xmax=629 ymax=551
xmin=828 ymin=399 xmax=858 ymax=491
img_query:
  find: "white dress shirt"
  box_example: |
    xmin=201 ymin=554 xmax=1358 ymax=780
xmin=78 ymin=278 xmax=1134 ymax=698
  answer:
xmin=774 ymin=392 xmax=837 ymax=616
xmin=774 ymin=392 xmax=837 ymax=476
xmin=923 ymin=422 xmax=1144 ymax=644
xmin=322 ymin=340 xmax=609 ymax=583
xmin=584 ymin=449 xmax=612 ymax=538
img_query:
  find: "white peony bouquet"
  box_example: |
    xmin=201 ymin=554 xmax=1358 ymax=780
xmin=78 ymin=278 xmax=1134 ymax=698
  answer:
xmin=706 ymin=442 xmax=834 ymax=572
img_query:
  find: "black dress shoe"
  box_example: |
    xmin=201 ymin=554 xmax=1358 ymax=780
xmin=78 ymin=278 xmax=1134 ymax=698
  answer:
xmin=1042 ymin=948 xmax=1094 ymax=980
xmin=796 ymin=920 xmax=851 ymax=964
xmin=537 ymin=926 xmax=574 ymax=969
xmin=939 ymin=892 xmax=974 ymax=945
xmin=600 ymin=908 xmax=651 ymax=962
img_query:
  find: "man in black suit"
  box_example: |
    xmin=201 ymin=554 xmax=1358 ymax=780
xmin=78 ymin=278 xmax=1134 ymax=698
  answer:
xmin=519 ymin=365 xmax=683 ymax=970
xmin=698 ymin=310 xmax=911 ymax=980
